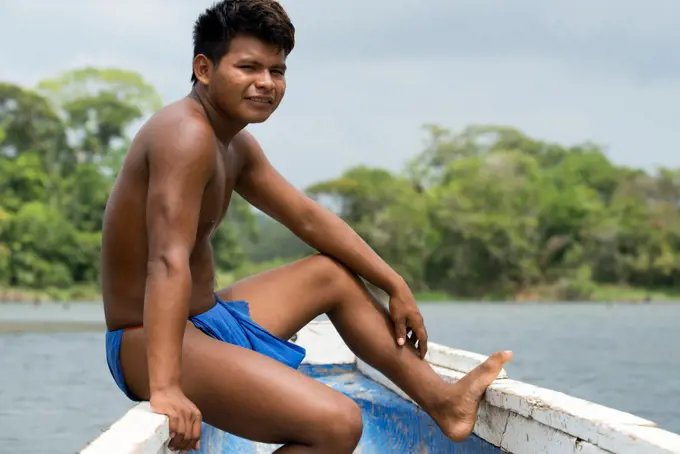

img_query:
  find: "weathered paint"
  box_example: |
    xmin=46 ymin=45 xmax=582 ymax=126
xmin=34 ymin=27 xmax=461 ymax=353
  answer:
xmin=80 ymin=321 xmax=680 ymax=454
xmin=198 ymin=364 xmax=504 ymax=453
xmin=357 ymin=351 xmax=680 ymax=454
xmin=80 ymin=402 xmax=168 ymax=454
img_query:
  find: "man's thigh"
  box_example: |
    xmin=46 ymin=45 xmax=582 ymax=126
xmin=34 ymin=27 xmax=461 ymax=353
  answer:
xmin=216 ymin=254 xmax=351 ymax=340
xmin=120 ymin=322 xmax=357 ymax=445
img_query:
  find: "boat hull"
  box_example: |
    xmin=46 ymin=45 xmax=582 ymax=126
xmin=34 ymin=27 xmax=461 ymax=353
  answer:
xmin=81 ymin=321 xmax=680 ymax=454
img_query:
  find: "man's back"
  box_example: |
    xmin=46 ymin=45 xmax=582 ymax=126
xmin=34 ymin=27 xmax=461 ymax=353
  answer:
xmin=100 ymin=98 xmax=238 ymax=331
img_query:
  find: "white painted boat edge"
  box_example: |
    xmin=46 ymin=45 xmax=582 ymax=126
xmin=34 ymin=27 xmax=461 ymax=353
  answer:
xmin=80 ymin=320 xmax=680 ymax=454
xmin=80 ymin=401 xmax=168 ymax=454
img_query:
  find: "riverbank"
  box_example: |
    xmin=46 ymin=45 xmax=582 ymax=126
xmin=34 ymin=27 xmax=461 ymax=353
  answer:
xmin=0 ymin=285 xmax=101 ymax=304
xmin=2 ymin=283 xmax=679 ymax=304
xmin=6 ymin=255 xmax=679 ymax=304
xmin=417 ymin=284 xmax=680 ymax=303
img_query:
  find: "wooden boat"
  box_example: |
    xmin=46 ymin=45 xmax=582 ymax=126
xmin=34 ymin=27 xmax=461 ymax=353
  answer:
xmin=81 ymin=321 xmax=680 ymax=453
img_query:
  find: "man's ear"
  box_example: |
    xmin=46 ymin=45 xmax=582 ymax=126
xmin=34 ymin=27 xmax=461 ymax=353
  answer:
xmin=193 ymin=54 xmax=213 ymax=85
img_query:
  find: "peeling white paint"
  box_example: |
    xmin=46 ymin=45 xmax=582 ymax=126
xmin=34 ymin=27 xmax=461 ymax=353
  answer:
xmin=474 ymin=400 xmax=511 ymax=447
xmin=596 ymin=425 xmax=680 ymax=454
xmin=503 ymin=412 xmax=578 ymax=454
xmin=502 ymin=412 xmax=596 ymax=454
xmin=484 ymin=378 xmax=668 ymax=452
xmin=575 ymin=442 xmax=615 ymax=454
xmin=81 ymin=321 xmax=680 ymax=454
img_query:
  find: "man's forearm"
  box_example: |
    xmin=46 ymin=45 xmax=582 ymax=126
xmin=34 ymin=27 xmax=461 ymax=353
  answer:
xmin=296 ymin=207 xmax=405 ymax=294
xmin=144 ymin=259 xmax=192 ymax=392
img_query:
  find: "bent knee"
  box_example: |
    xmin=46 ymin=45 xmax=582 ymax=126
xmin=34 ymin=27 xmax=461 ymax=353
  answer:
xmin=308 ymin=253 xmax=357 ymax=291
xmin=312 ymin=396 xmax=363 ymax=448
xmin=331 ymin=398 xmax=363 ymax=445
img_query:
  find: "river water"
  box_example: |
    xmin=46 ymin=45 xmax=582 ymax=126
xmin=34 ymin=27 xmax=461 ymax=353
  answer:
xmin=1 ymin=301 xmax=678 ymax=453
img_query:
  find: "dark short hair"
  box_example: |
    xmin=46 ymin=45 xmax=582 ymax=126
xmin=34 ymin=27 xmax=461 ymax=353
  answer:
xmin=191 ymin=0 xmax=295 ymax=84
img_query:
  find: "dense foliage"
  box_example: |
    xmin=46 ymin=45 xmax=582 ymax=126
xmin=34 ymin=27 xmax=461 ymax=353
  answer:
xmin=306 ymin=125 xmax=680 ymax=299
xmin=1 ymin=68 xmax=678 ymax=301
xmin=0 ymin=67 xmax=253 ymax=296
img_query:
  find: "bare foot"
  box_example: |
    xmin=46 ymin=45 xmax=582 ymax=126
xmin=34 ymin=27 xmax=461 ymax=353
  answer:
xmin=430 ymin=350 xmax=513 ymax=442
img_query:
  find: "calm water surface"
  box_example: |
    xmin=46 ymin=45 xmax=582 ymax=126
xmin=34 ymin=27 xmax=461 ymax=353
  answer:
xmin=1 ymin=301 xmax=678 ymax=453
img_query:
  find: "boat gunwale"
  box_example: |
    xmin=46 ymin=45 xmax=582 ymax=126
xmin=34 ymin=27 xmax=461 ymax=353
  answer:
xmin=80 ymin=321 xmax=680 ymax=454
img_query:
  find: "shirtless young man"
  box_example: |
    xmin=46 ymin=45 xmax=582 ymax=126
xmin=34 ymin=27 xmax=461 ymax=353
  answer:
xmin=101 ymin=1 xmax=512 ymax=452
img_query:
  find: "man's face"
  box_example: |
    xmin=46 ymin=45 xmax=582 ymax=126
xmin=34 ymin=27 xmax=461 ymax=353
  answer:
xmin=206 ymin=34 xmax=287 ymax=124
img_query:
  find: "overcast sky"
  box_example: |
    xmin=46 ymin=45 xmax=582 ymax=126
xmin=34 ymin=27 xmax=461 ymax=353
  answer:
xmin=2 ymin=0 xmax=679 ymax=188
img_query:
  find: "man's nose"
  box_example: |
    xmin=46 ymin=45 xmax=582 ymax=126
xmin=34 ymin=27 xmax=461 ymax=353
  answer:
xmin=255 ymin=71 xmax=275 ymax=90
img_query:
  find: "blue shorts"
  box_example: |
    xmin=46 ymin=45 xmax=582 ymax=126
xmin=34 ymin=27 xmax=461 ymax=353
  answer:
xmin=105 ymin=296 xmax=307 ymax=401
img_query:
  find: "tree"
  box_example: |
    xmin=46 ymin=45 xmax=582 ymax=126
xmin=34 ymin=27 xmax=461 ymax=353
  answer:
xmin=0 ymin=67 xmax=165 ymax=292
xmin=37 ymin=67 xmax=162 ymax=169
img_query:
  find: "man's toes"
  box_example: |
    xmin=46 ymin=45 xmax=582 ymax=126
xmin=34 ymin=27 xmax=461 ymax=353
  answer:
xmin=490 ymin=350 xmax=513 ymax=365
xmin=477 ymin=351 xmax=512 ymax=378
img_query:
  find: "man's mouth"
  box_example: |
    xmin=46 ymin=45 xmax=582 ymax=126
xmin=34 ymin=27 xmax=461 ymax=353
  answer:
xmin=245 ymin=97 xmax=273 ymax=104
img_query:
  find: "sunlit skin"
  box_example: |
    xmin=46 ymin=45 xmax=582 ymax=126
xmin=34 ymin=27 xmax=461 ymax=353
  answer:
xmin=101 ymin=34 xmax=512 ymax=453
xmin=194 ymin=37 xmax=288 ymax=128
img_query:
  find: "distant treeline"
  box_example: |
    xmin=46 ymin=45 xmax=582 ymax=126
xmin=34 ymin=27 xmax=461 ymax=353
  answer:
xmin=1 ymin=67 xmax=679 ymax=301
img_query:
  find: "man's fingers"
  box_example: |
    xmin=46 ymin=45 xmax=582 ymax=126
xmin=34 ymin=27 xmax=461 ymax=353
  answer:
xmin=167 ymin=415 xmax=186 ymax=451
xmin=393 ymin=315 xmax=407 ymax=346
xmin=172 ymin=432 xmax=187 ymax=451
xmin=150 ymin=391 xmax=201 ymax=452
xmin=405 ymin=328 xmax=418 ymax=347
xmin=406 ymin=313 xmax=428 ymax=359
xmin=415 ymin=325 xmax=428 ymax=359
xmin=168 ymin=431 xmax=185 ymax=451
xmin=168 ymin=412 xmax=199 ymax=452
xmin=191 ymin=409 xmax=203 ymax=451
xmin=177 ymin=414 xmax=197 ymax=452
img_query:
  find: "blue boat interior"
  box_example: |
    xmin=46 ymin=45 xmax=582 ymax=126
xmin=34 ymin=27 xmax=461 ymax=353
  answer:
xmin=197 ymin=363 xmax=503 ymax=453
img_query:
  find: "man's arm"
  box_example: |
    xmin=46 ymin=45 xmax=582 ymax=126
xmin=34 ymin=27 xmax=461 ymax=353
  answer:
xmin=233 ymin=131 xmax=428 ymax=356
xmin=234 ymin=131 xmax=403 ymax=294
xmin=144 ymin=118 xmax=214 ymax=450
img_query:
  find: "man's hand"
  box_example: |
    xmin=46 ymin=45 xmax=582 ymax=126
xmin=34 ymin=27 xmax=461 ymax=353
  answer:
xmin=388 ymin=283 xmax=428 ymax=359
xmin=150 ymin=386 xmax=202 ymax=452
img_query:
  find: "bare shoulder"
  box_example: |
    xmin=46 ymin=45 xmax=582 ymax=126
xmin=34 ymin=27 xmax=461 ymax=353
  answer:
xmin=231 ymin=128 xmax=266 ymax=164
xmin=144 ymin=100 xmax=217 ymax=169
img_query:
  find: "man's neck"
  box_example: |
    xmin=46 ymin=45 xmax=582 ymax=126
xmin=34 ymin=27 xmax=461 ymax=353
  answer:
xmin=189 ymin=85 xmax=246 ymax=144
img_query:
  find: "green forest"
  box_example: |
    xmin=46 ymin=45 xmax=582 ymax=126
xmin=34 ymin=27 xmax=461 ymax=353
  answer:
xmin=1 ymin=67 xmax=679 ymax=303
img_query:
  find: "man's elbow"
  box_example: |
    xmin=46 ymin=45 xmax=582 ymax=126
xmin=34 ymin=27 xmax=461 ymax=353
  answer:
xmin=146 ymin=247 xmax=191 ymax=280
xmin=296 ymin=203 xmax=340 ymax=238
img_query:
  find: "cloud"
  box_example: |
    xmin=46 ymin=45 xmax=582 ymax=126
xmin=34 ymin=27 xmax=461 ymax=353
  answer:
xmin=282 ymin=0 xmax=680 ymax=82
xmin=250 ymin=53 xmax=680 ymax=188
xmin=1 ymin=0 xmax=679 ymax=188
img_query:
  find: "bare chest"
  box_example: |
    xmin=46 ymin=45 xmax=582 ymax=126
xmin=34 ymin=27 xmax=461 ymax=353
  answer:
xmin=197 ymin=144 xmax=243 ymax=238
